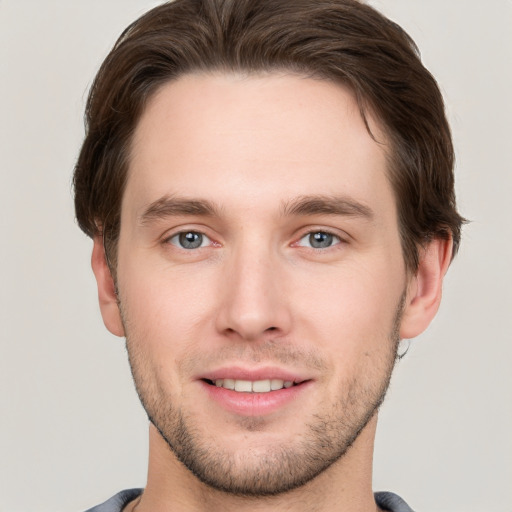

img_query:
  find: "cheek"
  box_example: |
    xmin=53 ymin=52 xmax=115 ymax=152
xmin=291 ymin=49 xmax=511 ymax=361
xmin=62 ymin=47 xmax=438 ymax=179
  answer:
xmin=117 ymin=258 xmax=220 ymax=357
xmin=293 ymin=259 xmax=404 ymax=353
xmin=295 ymin=267 xmax=403 ymax=402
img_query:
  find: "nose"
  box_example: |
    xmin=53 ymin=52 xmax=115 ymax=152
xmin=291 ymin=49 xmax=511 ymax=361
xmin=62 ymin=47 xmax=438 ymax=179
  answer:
xmin=215 ymin=243 xmax=292 ymax=342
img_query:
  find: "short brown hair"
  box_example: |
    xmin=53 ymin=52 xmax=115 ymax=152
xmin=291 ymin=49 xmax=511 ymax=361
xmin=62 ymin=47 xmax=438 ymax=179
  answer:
xmin=74 ymin=0 xmax=464 ymax=272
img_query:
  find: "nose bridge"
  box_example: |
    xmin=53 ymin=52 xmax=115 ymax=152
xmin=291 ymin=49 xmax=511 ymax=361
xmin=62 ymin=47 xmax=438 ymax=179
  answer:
xmin=216 ymin=233 xmax=290 ymax=341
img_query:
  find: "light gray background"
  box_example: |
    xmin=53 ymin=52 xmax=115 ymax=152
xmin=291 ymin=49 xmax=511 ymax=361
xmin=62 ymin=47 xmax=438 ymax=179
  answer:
xmin=1 ymin=1 xmax=511 ymax=511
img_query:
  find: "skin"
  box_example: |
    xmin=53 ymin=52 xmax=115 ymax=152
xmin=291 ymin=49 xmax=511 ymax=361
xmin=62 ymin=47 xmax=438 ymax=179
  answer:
xmin=92 ymin=72 xmax=452 ymax=512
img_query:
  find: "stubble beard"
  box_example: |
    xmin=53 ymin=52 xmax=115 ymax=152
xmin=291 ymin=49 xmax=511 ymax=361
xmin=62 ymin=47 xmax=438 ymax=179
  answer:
xmin=123 ymin=295 xmax=404 ymax=497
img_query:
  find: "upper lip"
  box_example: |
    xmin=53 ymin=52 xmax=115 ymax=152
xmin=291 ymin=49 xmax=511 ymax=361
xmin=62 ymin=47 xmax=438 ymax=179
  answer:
xmin=198 ymin=366 xmax=310 ymax=384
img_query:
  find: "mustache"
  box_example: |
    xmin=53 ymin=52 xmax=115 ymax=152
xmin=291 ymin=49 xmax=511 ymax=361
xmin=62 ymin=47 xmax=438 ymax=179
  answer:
xmin=179 ymin=339 xmax=328 ymax=374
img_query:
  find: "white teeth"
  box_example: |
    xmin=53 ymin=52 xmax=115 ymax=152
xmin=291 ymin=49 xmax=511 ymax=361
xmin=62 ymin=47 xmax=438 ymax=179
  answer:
xmin=252 ymin=380 xmax=271 ymax=393
xmin=270 ymin=379 xmax=284 ymax=390
xmin=223 ymin=378 xmax=235 ymax=390
xmin=212 ymin=378 xmax=295 ymax=393
xmin=234 ymin=379 xmax=252 ymax=392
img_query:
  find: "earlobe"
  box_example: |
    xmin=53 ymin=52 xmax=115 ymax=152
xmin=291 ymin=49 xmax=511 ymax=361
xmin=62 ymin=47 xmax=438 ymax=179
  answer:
xmin=400 ymin=237 xmax=453 ymax=340
xmin=91 ymin=236 xmax=125 ymax=337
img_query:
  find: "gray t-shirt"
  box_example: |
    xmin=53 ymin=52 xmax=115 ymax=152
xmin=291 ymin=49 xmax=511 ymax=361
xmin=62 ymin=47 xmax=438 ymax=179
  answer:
xmin=84 ymin=488 xmax=414 ymax=511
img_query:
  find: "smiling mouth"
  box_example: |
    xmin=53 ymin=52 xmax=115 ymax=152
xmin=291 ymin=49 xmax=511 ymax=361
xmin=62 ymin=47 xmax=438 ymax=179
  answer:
xmin=203 ymin=378 xmax=303 ymax=393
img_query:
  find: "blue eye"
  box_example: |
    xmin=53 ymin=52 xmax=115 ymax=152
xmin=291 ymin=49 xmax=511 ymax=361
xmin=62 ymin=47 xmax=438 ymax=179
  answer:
xmin=168 ymin=231 xmax=211 ymax=249
xmin=298 ymin=231 xmax=340 ymax=249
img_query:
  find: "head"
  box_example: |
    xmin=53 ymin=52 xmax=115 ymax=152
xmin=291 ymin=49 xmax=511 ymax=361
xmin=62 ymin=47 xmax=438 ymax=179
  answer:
xmin=74 ymin=0 xmax=463 ymax=499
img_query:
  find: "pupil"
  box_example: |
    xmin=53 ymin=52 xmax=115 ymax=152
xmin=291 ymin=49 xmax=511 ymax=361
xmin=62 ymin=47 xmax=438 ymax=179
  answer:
xmin=310 ymin=232 xmax=332 ymax=248
xmin=179 ymin=232 xmax=202 ymax=249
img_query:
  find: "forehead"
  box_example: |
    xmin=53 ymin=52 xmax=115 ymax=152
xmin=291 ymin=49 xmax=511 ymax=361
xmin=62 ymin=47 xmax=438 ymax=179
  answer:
xmin=125 ymin=72 xmax=393 ymax=220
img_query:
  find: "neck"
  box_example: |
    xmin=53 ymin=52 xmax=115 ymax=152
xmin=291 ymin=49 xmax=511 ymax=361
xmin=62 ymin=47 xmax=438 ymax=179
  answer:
xmin=133 ymin=416 xmax=381 ymax=512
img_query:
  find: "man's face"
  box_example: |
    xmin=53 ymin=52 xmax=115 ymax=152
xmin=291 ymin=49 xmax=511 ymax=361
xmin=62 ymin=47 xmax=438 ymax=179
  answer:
xmin=115 ymin=73 xmax=409 ymax=495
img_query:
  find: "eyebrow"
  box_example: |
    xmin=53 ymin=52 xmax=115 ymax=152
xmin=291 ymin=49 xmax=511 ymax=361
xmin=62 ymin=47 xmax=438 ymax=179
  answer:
xmin=281 ymin=195 xmax=374 ymax=220
xmin=138 ymin=195 xmax=220 ymax=226
xmin=138 ymin=193 xmax=374 ymax=226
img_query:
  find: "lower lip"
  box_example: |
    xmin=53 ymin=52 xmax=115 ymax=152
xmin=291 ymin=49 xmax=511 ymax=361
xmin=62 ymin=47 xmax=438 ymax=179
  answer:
xmin=200 ymin=380 xmax=312 ymax=416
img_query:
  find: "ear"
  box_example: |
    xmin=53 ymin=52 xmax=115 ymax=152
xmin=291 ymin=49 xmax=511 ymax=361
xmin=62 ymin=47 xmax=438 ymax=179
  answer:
xmin=91 ymin=235 xmax=125 ymax=337
xmin=400 ymin=237 xmax=453 ymax=339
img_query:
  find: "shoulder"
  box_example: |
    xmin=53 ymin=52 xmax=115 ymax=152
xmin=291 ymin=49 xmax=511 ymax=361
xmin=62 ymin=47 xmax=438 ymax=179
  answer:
xmin=374 ymin=491 xmax=415 ymax=512
xmin=83 ymin=489 xmax=143 ymax=512
xmin=83 ymin=489 xmax=411 ymax=512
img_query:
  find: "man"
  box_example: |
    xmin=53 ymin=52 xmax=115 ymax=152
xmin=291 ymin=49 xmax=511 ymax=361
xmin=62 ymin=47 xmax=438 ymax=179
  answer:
xmin=74 ymin=0 xmax=464 ymax=510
